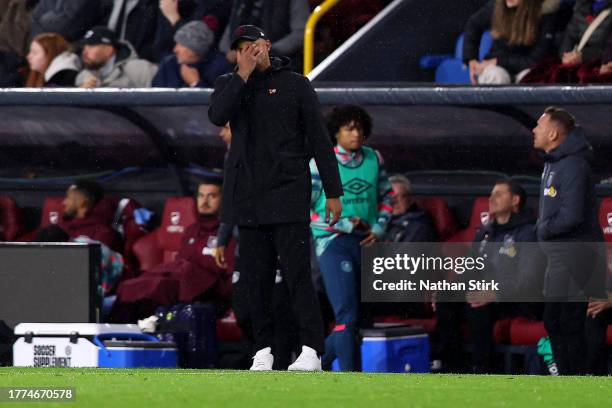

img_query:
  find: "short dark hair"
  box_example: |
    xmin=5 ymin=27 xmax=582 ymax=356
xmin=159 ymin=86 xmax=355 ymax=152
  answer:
xmin=495 ymin=179 xmax=527 ymax=212
xmin=197 ymin=176 xmax=223 ymax=190
xmin=73 ymin=179 xmax=104 ymax=209
xmin=544 ymin=106 xmax=576 ymax=137
xmin=326 ymin=104 xmax=373 ymax=144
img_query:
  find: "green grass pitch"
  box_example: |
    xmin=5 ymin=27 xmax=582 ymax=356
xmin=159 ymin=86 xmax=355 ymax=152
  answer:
xmin=0 ymin=368 xmax=610 ymax=408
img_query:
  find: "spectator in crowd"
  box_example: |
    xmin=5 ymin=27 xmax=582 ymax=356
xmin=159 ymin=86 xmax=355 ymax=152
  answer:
xmin=30 ymin=0 xmax=108 ymax=43
xmin=598 ymin=31 xmax=612 ymax=73
xmin=310 ymin=105 xmax=393 ymax=371
xmin=75 ymin=26 xmax=158 ymax=88
xmin=464 ymin=180 xmax=544 ymax=373
xmin=61 ymin=179 xmax=123 ymax=253
xmin=384 ymin=175 xmax=436 ymax=243
xmin=558 ymin=0 xmax=612 ymax=66
xmin=152 ymin=21 xmax=229 ymax=88
xmin=153 ymin=0 xmax=231 ymax=62
xmin=0 ymin=0 xmax=38 ymax=57
xmin=105 ymin=0 xmax=159 ymax=61
xmin=464 ymin=0 xmax=557 ymax=84
xmin=0 ymin=0 xmax=38 ymax=87
xmin=115 ymin=177 xmax=236 ymax=318
xmin=532 ymin=106 xmax=604 ymax=375
xmin=219 ymin=0 xmax=309 ymax=70
xmin=26 ymin=32 xmax=80 ymax=87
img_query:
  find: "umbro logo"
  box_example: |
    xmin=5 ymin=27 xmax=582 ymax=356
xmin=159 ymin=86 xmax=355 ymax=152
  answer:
xmin=343 ymin=178 xmax=372 ymax=195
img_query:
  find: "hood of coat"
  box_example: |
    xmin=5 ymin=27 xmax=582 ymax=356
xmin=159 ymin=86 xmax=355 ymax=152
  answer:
xmin=544 ymin=126 xmax=594 ymax=163
xmin=114 ymin=41 xmax=140 ymax=66
xmin=44 ymin=51 xmax=81 ymax=82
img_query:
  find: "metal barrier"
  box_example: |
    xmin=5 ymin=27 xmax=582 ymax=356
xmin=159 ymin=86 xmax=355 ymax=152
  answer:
xmin=1 ymin=86 xmax=612 ymax=106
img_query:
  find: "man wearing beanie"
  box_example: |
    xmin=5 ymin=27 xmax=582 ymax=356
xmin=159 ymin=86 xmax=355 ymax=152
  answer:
xmin=152 ymin=21 xmax=230 ymax=88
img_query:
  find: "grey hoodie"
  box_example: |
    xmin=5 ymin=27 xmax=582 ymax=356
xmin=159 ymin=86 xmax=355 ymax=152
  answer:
xmin=76 ymin=41 xmax=158 ymax=88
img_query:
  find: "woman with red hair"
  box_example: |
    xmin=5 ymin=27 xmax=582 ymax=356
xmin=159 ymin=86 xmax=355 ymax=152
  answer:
xmin=26 ymin=32 xmax=80 ymax=87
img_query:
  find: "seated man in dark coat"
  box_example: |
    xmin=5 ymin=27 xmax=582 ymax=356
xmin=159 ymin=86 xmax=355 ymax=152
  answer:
xmin=152 ymin=20 xmax=229 ymax=88
xmin=384 ymin=175 xmax=436 ymax=243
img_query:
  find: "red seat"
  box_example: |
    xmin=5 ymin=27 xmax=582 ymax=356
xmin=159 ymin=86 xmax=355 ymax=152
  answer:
xmin=599 ymin=198 xmax=612 ymax=243
xmin=40 ymin=197 xmax=65 ymax=227
xmin=509 ymin=317 xmax=548 ymax=345
xmin=0 ymin=196 xmax=25 ymax=241
xmin=132 ymin=197 xmax=198 ymax=274
xmin=415 ymin=196 xmax=458 ymax=241
xmin=445 ymin=197 xmax=490 ymax=243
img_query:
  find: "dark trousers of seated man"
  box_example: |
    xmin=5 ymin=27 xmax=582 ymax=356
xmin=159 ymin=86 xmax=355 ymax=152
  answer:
xmin=239 ymin=223 xmax=325 ymax=358
xmin=584 ymin=307 xmax=611 ymax=375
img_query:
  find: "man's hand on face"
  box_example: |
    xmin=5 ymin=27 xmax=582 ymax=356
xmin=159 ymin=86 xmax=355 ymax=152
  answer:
xmin=180 ymin=64 xmax=200 ymax=87
xmin=236 ymin=43 xmax=261 ymax=82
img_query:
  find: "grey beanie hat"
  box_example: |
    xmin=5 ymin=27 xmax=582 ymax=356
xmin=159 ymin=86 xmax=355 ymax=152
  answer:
xmin=174 ymin=21 xmax=214 ymax=57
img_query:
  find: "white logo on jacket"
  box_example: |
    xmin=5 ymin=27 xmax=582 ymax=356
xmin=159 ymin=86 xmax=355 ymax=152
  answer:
xmin=480 ymin=212 xmax=490 ymax=225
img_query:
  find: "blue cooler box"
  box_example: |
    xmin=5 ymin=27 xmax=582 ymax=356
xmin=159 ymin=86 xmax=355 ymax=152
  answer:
xmin=94 ymin=333 xmax=177 ymax=368
xmin=360 ymin=325 xmax=430 ymax=373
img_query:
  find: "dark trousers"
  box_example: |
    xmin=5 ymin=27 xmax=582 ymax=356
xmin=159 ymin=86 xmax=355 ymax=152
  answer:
xmin=238 ymin=223 xmax=325 ymax=354
xmin=232 ymin=266 xmax=299 ymax=369
xmin=543 ymin=302 xmax=588 ymax=375
xmin=585 ymin=307 xmax=611 ymax=375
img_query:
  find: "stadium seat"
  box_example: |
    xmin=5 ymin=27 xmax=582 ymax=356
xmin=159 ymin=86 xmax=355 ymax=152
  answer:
xmin=132 ymin=197 xmax=198 ymax=274
xmin=431 ymin=31 xmax=493 ymax=84
xmin=445 ymin=197 xmax=490 ymax=243
xmin=598 ymin=198 xmax=612 ymax=242
xmin=39 ymin=196 xmax=65 ymax=227
xmin=509 ymin=317 xmax=547 ymax=345
xmin=0 ymin=196 xmax=25 ymax=241
xmin=415 ymin=196 xmax=458 ymax=241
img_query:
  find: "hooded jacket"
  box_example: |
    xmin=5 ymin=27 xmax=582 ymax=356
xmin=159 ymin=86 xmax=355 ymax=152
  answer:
xmin=44 ymin=51 xmax=80 ymax=87
xmin=384 ymin=203 xmax=437 ymax=243
xmin=463 ymin=0 xmax=557 ymax=75
xmin=537 ymin=127 xmax=602 ymax=242
xmin=208 ymin=56 xmax=342 ymax=226
xmin=75 ymin=41 xmax=158 ymax=88
xmin=537 ymin=127 xmax=605 ymax=299
xmin=472 ymin=210 xmax=545 ymax=301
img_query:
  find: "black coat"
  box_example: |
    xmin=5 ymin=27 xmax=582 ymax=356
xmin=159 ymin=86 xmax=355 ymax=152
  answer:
xmin=537 ymin=127 xmax=605 ymax=299
xmin=463 ymin=0 xmax=556 ymax=75
xmin=384 ymin=204 xmax=437 ymax=243
xmin=472 ymin=211 xmax=545 ymax=301
xmin=30 ymin=0 xmax=107 ymax=42
xmin=208 ymin=56 xmax=343 ymax=226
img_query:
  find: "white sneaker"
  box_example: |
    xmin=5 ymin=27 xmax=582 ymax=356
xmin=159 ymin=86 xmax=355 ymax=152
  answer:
xmin=287 ymin=346 xmax=322 ymax=371
xmin=250 ymin=347 xmax=274 ymax=371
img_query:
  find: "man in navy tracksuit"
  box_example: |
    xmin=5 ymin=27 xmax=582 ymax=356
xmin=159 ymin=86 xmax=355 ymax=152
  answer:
xmin=532 ymin=106 xmax=605 ymax=375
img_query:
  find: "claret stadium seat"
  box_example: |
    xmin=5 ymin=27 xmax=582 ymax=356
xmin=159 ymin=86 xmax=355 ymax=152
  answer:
xmin=446 ymin=197 xmax=490 ymax=243
xmin=415 ymin=196 xmax=458 ymax=241
xmin=132 ymin=197 xmax=198 ymax=274
xmin=0 ymin=196 xmax=25 ymax=241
